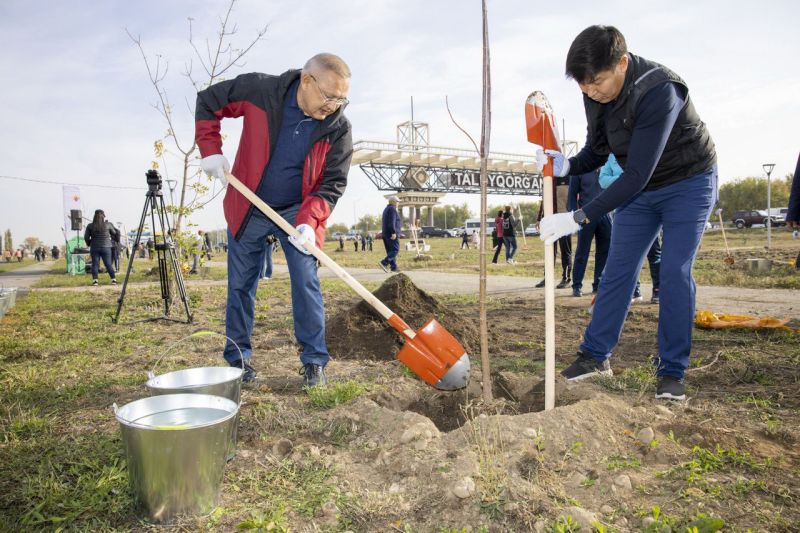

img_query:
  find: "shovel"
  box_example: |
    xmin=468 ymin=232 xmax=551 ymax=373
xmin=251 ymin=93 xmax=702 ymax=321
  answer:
xmin=225 ymin=172 xmax=470 ymax=391
xmin=717 ymin=208 xmax=734 ymax=265
xmin=524 ymin=90 xmax=561 ymax=411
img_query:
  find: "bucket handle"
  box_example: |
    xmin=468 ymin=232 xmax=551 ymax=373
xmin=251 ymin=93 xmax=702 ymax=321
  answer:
xmin=148 ymin=331 xmax=245 ymax=379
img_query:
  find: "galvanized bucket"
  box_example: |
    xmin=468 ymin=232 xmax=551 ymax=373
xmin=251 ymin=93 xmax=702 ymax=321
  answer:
xmin=145 ymin=332 xmax=244 ymax=459
xmin=0 ymin=287 xmax=15 ymax=319
xmin=114 ymin=393 xmax=238 ymax=524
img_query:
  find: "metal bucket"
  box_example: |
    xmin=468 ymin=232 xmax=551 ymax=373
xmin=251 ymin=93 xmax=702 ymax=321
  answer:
xmin=0 ymin=287 xmax=17 ymax=306
xmin=114 ymin=393 xmax=238 ymax=524
xmin=0 ymin=288 xmax=18 ymax=319
xmin=145 ymin=332 xmax=245 ymax=459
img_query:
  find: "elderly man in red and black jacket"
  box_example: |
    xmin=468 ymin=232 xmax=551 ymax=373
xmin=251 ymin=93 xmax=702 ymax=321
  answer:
xmin=195 ymin=53 xmax=353 ymax=388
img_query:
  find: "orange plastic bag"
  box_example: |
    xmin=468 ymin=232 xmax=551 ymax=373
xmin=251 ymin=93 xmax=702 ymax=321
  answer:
xmin=695 ymin=309 xmax=792 ymax=331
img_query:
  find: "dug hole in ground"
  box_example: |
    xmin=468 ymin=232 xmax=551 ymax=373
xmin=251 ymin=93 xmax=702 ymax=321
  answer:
xmin=215 ymin=273 xmax=798 ymax=532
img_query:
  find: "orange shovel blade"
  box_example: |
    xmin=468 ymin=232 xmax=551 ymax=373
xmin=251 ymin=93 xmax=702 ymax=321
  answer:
xmin=525 ymin=90 xmax=561 ymax=176
xmin=396 ymin=318 xmax=470 ymax=391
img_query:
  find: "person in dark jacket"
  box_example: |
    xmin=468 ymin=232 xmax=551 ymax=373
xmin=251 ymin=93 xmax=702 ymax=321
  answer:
xmin=84 ymin=209 xmax=120 ymax=285
xmin=196 ymin=53 xmax=353 ymax=387
xmin=491 ymin=210 xmax=504 ymax=264
xmin=567 ymin=168 xmax=612 ymax=297
xmin=786 ymin=152 xmax=800 ymax=270
xmin=502 ymin=205 xmax=518 ymax=263
xmin=537 ymin=26 xmax=717 ymax=401
xmin=379 ymin=196 xmax=401 ymax=272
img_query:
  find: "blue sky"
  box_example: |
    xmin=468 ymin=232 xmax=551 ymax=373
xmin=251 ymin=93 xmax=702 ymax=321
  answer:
xmin=1 ymin=0 xmax=798 ymax=245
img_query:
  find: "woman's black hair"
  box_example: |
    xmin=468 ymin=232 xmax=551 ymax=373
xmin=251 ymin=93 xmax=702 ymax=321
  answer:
xmin=92 ymin=209 xmax=105 ymax=226
xmin=565 ymin=25 xmax=627 ymax=84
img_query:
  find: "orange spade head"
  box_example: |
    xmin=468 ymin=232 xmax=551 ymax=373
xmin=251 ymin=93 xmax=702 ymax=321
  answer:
xmin=525 ymin=90 xmax=562 ymax=176
xmin=396 ymin=318 xmax=470 ymax=391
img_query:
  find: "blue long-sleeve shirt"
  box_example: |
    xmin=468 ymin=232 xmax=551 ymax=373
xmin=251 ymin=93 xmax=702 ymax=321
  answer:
xmin=381 ymin=204 xmax=400 ymax=237
xmin=569 ymin=82 xmax=685 ymax=222
xmin=567 ymin=168 xmax=603 ymax=212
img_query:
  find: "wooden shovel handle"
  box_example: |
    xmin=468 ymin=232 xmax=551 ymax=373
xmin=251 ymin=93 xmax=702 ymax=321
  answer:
xmin=225 ymin=172 xmax=407 ymax=330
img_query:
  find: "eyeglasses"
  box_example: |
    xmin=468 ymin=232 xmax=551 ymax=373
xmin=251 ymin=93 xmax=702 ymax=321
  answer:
xmin=308 ymin=73 xmax=349 ymax=108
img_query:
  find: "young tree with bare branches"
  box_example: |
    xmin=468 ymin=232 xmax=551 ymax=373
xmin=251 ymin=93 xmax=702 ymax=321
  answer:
xmin=127 ymin=0 xmax=267 ymax=236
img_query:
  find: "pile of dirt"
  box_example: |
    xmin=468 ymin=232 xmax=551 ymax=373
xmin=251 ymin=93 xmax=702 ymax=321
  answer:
xmin=326 ymin=273 xmax=479 ymax=361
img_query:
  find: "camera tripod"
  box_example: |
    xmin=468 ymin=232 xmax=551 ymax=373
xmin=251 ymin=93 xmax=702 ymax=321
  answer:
xmin=112 ymin=169 xmax=193 ymax=324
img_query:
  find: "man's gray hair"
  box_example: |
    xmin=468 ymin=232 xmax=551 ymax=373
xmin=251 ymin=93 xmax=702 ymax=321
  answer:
xmin=304 ymin=53 xmax=351 ymax=79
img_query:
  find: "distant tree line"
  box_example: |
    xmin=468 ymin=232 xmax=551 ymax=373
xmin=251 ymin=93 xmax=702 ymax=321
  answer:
xmin=718 ymin=173 xmax=794 ymax=220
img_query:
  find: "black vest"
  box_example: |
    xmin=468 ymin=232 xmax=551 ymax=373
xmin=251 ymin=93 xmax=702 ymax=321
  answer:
xmin=584 ymin=54 xmax=716 ymax=190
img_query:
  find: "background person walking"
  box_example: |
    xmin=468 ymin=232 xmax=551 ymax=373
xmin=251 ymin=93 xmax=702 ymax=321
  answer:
xmin=380 ymin=196 xmax=401 ymax=272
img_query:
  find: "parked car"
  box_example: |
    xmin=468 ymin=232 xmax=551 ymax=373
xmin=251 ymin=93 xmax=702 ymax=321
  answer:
xmin=524 ymin=224 xmax=540 ymax=236
xmin=331 ymin=231 xmax=346 ymax=241
xmin=374 ymin=231 xmax=407 ymax=239
xmin=731 ymin=209 xmax=781 ymax=229
xmin=419 ymin=226 xmax=450 ymax=238
xmin=345 ymin=231 xmax=360 ymax=240
xmin=446 ymin=227 xmax=463 ymax=237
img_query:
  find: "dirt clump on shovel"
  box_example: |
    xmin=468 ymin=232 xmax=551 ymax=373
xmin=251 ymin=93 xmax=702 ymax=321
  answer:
xmin=326 ymin=273 xmax=478 ymax=361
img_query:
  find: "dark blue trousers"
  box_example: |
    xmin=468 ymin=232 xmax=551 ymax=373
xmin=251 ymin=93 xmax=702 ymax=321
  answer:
xmin=224 ymin=206 xmax=328 ymax=367
xmin=381 ymin=238 xmax=400 ymax=271
xmin=571 ymin=214 xmax=612 ymax=292
xmin=579 ymin=168 xmax=717 ymax=379
xmin=90 ymin=247 xmax=115 ymax=280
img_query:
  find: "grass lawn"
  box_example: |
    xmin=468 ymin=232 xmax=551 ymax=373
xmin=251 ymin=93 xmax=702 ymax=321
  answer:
xmin=311 ymin=227 xmax=800 ymax=288
xmin=0 ymin=258 xmax=37 ymax=273
xmin=32 ymin=258 xmax=228 ymax=288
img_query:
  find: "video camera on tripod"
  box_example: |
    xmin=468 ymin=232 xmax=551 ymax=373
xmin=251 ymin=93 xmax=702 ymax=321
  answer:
xmin=113 ymin=169 xmax=192 ymax=324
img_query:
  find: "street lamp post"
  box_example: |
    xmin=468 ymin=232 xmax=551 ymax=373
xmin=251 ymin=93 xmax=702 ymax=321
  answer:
xmin=165 ymin=179 xmax=177 ymax=206
xmin=763 ymin=163 xmax=775 ymax=249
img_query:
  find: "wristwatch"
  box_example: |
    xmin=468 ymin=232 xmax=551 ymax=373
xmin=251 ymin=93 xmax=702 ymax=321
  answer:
xmin=572 ymin=209 xmax=590 ymax=225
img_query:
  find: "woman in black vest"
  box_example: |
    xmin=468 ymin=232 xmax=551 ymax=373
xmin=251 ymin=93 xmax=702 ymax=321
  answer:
xmin=537 ymin=26 xmax=717 ymax=401
xmin=84 ymin=209 xmax=120 ymax=285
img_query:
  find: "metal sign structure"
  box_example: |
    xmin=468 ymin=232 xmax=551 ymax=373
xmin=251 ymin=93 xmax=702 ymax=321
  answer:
xmin=352 ymin=140 xmax=545 ymax=196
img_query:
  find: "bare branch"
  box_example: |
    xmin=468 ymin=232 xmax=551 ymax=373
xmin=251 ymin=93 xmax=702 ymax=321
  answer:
xmin=445 ymin=95 xmax=480 ymax=156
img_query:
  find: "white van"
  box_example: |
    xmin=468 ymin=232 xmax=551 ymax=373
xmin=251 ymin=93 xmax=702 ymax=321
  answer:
xmin=464 ymin=218 xmax=495 ymax=236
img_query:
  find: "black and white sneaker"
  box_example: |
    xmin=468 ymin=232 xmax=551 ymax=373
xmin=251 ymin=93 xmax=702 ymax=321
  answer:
xmin=379 ymin=261 xmax=390 ymax=273
xmin=655 ymin=376 xmax=686 ymax=401
xmin=650 ymin=289 xmax=660 ymax=305
xmin=300 ymin=363 xmax=327 ymax=388
xmin=230 ymin=359 xmax=257 ymax=384
xmin=561 ymin=352 xmax=612 ymax=381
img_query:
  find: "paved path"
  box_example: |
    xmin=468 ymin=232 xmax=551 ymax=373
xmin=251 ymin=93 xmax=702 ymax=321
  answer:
xmin=0 ymin=261 xmax=57 ymax=296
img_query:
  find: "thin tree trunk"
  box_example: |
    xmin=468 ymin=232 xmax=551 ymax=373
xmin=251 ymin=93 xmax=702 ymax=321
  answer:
xmin=478 ymin=0 xmax=492 ymax=402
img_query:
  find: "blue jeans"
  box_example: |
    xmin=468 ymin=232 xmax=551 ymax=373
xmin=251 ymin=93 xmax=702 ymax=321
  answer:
xmin=572 ymin=214 xmax=612 ymax=292
xmin=224 ymin=206 xmax=328 ymax=367
xmin=261 ymin=242 xmax=274 ymax=278
xmin=635 ymin=237 xmax=662 ymax=293
xmin=381 ymin=238 xmax=399 ymax=270
xmin=579 ymin=168 xmax=718 ymax=379
xmin=90 ymin=247 xmax=115 ymax=280
xmin=503 ymin=236 xmax=518 ymax=260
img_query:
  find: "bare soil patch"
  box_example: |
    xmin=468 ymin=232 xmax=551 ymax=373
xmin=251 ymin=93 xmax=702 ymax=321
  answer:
xmin=325 ymin=273 xmax=479 ymax=361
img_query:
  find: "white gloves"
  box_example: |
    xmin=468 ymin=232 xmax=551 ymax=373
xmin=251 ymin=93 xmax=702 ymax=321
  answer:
xmin=535 ymin=149 xmax=570 ymax=177
xmin=535 ymin=149 xmax=548 ymax=172
xmin=288 ymin=223 xmax=315 ymax=255
xmin=539 ymin=211 xmax=580 ymax=245
xmin=200 ymin=154 xmax=230 ymax=186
